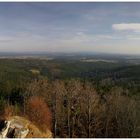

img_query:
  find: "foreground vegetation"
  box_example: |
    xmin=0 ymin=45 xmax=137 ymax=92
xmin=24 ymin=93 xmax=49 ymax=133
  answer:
xmin=0 ymin=79 xmax=140 ymax=137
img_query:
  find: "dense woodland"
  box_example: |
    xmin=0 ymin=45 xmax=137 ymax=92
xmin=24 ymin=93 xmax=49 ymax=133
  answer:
xmin=0 ymin=56 xmax=140 ymax=137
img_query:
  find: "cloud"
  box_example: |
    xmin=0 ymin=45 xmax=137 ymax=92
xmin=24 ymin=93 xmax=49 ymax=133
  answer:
xmin=0 ymin=36 xmax=13 ymax=43
xmin=94 ymin=35 xmax=119 ymax=40
xmin=112 ymin=23 xmax=140 ymax=32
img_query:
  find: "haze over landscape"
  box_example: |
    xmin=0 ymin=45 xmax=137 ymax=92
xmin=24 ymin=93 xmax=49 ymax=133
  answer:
xmin=0 ymin=2 xmax=140 ymax=54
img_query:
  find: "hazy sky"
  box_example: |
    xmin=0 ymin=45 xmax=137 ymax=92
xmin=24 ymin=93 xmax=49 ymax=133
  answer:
xmin=0 ymin=2 xmax=140 ymax=54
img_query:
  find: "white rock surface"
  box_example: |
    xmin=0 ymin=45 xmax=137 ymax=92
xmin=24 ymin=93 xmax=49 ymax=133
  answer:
xmin=0 ymin=118 xmax=29 ymax=138
xmin=0 ymin=116 xmax=52 ymax=138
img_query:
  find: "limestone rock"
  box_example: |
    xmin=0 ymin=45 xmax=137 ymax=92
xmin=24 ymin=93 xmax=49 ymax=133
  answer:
xmin=0 ymin=116 xmax=52 ymax=138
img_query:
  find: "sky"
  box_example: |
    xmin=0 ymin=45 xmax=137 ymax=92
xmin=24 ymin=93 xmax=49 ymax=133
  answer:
xmin=0 ymin=2 xmax=140 ymax=54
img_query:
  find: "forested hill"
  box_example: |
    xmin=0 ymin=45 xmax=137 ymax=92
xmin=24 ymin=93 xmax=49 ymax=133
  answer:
xmin=0 ymin=54 xmax=140 ymax=138
xmin=0 ymin=57 xmax=139 ymax=97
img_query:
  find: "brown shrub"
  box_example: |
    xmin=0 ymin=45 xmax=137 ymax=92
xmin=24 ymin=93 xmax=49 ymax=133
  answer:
xmin=26 ymin=96 xmax=52 ymax=132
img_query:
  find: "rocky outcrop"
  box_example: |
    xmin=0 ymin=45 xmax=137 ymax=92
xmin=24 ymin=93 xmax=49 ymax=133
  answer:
xmin=0 ymin=116 xmax=52 ymax=138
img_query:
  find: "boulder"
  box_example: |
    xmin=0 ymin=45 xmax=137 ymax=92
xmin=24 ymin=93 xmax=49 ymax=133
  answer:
xmin=0 ymin=116 xmax=52 ymax=138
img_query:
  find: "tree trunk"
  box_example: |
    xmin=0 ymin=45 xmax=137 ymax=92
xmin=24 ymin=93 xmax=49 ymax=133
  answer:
xmin=54 ymin=92 xmax=57 ymax=138
xmin=88 ymin=95 xmax=91 ymax=138
xmin=67 ymin=101 xmax=71 ymax=138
